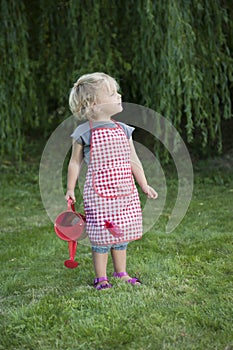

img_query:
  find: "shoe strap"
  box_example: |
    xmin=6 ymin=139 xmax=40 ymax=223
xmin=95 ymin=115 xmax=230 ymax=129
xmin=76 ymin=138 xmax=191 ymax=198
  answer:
xmin=113 ymin=272 xmax=128 ymax=278
xmin=94 ymin=277 xmax=109 ymax=285
xmin=127 ymin=277 xmax=141 ymax=285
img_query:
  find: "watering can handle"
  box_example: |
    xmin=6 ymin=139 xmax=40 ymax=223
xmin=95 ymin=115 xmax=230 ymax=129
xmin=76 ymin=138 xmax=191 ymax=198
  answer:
xmin=67 ymin=198 xmax=75 ymax=212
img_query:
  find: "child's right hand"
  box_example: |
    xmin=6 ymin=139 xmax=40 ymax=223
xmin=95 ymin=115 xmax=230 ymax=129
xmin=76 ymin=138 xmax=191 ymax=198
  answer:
xmin=65 ymin=190 xmax=76 ymax=203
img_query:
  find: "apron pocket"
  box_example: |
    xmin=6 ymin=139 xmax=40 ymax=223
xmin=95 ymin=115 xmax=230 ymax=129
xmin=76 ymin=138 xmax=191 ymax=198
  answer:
xmin=92 ymin=167 xmax=134 ymax=198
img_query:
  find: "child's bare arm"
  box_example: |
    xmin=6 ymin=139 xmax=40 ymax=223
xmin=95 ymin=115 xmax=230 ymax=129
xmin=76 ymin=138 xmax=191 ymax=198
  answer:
xmin=129 ymin=138 xmax=158 ymax=199
xmin=65 ymin=141 xmax=84 ymax=202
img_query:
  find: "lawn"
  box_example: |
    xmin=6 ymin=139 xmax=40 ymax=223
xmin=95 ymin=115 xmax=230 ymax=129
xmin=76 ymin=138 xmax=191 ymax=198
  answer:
xmin=0 ymin=149 xmax=232 ymax=350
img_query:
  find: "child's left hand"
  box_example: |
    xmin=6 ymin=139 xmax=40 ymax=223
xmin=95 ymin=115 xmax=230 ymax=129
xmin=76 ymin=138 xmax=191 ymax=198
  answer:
xmin=142 ymin=185 xmax=158 ymax=199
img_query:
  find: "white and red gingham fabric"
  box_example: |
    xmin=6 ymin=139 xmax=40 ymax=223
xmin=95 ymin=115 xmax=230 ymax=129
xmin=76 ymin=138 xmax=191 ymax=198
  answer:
xmin=83 ymin=121 xmax=142 ymax=246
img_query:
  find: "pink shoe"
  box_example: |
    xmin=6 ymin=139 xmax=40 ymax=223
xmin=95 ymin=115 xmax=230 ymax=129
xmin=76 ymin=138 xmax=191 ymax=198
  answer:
xmin=113 ymin=272 xmax=142 ymax=285
xmin=93 ymin=277 xmax=113 ymax=290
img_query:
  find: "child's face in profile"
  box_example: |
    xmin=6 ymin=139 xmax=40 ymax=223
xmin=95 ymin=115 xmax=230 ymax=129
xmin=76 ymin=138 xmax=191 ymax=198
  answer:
xmin=93 ymin=84 xmax=122 ymax=119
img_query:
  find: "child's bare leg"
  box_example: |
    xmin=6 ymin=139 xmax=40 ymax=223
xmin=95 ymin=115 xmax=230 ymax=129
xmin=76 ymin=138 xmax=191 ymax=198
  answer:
xmin=111 ymin=248 xmax=127 ymax=273
xmin=92 ymin=251 xmax=109 ymax=286
xmin=111 ymin=248 xmax=141 ymax=285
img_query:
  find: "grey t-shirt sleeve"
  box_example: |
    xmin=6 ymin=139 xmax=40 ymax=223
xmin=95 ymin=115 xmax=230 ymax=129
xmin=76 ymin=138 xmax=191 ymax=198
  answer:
xmin=117 ymin=122 xmax=135 ymax=139
xmin=70 ymin=123 xmax=89 ymax=145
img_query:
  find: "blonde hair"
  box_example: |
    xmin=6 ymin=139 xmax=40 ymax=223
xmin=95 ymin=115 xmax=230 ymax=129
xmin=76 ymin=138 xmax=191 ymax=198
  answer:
xmin=69 ymin=72 xmax=120 ymax=120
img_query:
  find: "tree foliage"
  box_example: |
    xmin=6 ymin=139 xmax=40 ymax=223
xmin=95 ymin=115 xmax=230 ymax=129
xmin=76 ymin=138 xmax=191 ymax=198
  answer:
xmin=0 ymin=0 xmax=232 ymax=160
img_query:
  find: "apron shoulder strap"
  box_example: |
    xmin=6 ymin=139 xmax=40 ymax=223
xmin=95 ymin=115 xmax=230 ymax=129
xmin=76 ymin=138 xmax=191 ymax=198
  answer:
xmin=112 ymin=119 xmax=128 ymax=139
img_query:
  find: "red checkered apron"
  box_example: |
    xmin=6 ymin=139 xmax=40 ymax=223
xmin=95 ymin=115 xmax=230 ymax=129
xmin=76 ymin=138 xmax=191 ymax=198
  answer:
xmin=83 ymin=121 xmax=142 ymax=246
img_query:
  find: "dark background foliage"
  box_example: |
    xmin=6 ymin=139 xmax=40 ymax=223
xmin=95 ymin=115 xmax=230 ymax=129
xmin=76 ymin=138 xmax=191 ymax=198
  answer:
xmin=0 ymin=0 xmax=232 ymax=161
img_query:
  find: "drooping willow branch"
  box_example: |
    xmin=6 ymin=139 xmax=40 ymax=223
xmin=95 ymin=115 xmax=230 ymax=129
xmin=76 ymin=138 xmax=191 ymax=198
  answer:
xmin=0 ymin=0 xmax=232 ymax=161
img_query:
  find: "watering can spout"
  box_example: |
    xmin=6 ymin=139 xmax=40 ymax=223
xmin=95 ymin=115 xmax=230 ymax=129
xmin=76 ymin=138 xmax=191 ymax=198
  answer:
xmin=64 ymin=241 xmax=78 ymax=268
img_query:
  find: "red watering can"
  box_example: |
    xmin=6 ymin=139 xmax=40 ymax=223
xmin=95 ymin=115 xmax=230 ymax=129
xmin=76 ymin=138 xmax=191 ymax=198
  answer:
xmin=54 ymin=198 xmax=86 ymax=268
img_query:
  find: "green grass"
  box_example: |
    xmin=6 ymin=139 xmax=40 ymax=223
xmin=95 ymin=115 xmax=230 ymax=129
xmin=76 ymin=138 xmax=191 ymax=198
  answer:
xmin=0 ymin=153 xmax=233 ymax=350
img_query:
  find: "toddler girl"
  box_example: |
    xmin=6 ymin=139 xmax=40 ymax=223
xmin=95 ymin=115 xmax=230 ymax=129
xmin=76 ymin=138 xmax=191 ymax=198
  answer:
xmin=65 ymin=72 xmax=158 ymax=290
